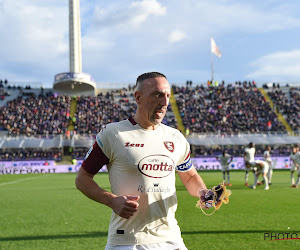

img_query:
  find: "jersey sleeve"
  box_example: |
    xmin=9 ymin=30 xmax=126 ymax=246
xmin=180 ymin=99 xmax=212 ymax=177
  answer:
xmin=175 ymin=136 xmax=193 ymax=172
xmin=81 ymin=126 xmax=112 ymax=175
xmin=95 ymin=126 xmax=113 ymax=160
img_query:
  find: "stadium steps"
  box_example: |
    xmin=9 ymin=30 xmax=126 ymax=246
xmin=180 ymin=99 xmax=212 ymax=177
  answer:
xmin=258 ymin=88 xmax=293 ymax=134
xmin=170 ymin=88 xmax=185 ymax=133
xmin=67 ymin=96 xmax=77 ymax=131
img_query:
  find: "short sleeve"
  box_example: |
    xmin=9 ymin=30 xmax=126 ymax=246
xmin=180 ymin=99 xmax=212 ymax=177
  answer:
xmin=81 ymin=126 xmax=112 ymax=175
xmin=81 ymin=141 xmax=109 ymax=175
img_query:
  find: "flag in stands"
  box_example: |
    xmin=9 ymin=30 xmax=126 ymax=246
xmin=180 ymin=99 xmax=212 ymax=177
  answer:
xmin=211 ymin=38 xmax=222 ymax=58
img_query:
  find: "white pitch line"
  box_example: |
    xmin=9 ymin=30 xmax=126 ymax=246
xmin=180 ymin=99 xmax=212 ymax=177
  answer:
xmin=0 ymin=175 xmax=46 ymax=187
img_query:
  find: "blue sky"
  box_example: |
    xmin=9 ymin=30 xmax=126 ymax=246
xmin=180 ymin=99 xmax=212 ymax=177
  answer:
xmin=1 ymin=0 xmax=300 ymax=88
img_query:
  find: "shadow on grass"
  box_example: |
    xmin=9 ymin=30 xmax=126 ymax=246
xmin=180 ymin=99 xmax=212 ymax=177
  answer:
xmin=0 ymin=231 xmax=107 ymax=242
xmin=182 ymin=229 xmax=281 ymax=235
xmin=2 ymin=230 xmax=295 ymax=242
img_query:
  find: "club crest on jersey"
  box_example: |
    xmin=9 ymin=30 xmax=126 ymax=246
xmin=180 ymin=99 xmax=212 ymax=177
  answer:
xmin=163 ymin=141 xmax=174 ymax=152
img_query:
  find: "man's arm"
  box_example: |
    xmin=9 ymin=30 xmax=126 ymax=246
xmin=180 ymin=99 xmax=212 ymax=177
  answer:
xmin=75 ymin=167 xmax=139 ymax=219
xmin=177 ymin=167 xmax=207 ymax=198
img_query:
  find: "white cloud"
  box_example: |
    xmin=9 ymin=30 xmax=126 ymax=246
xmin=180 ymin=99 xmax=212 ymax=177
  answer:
xmin=168 ymin=30 xmax=187 ymax=43
xmin=130 ymin=0 xmax=166 ymax=25
xmin=246 ymin=50 xmax=300 ymax=81
xmin=92 ymin=0 xmax=166 ymax=29
xmin=0 ymin=0 xmax=68 ymax=84
xmin=0 ymin=1 xmax=68 ymax=59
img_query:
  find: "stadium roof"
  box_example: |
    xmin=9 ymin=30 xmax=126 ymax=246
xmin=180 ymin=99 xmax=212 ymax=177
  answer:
xmin=0 ymin=135 xmax=63 ymax=149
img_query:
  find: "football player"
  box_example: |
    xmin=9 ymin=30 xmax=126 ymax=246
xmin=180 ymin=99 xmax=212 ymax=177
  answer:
xmin=290 ymin=145 xmax=300 ymax=187
xmin=75 ymin=72 xmax=209 ymax=250
xmin=244 ymin=142 xmax=257 ymax=186
xmin=216 ymin=150 xmax=233 ymax=186
xmin=250 ymin=160 xmax=269 ymax=190
xmin=263 ymin=145 xmax=273 ymax=185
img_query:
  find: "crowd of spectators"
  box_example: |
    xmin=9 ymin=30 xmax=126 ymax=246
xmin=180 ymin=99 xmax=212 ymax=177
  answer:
xmin=173 ymin=82 xmax=286 ymax=134
xmin=268 ymin=87 xmax=300 ymax=132
xmin=72 ymin=148 xmax=88 ymax=160
xmin=0 ymin=149 xmax=62 ymax=161
xmin=2 ymin=81 xmax=295 ymax=137
xmin=74 ymin=88 xmax=178 ymax=135
xmin=289 ymin=88 xmax=300 ymax=130
xmin=74 ymin=90 xmax=136 ymax=135
xmin=0 ymin=92 xmax=70 ymax=136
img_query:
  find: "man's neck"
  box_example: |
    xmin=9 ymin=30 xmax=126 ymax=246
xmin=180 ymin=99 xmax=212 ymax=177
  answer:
xmin=133 ymin=115 xmax=159 ymax=130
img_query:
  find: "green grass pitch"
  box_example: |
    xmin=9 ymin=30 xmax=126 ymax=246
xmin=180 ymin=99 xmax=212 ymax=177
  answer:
xmin=1 ymin=171 xmax=300 ymax=250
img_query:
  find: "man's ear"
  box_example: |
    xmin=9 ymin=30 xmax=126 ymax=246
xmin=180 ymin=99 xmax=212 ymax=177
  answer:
xmin=135 ymin=91 xmax=142 ymax=104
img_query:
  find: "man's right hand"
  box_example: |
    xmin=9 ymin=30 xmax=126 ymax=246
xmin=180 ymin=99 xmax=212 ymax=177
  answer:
xmin=111 ymin=195 xmax=140 ymax=219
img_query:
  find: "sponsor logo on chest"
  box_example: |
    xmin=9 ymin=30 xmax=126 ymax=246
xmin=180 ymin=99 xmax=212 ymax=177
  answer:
xmin=138 ymin=154 xmax=175 ymax=178
xmin=124 ymin=141 xmax=175 ymax=153
xmin=124 ymin=142 xmax=144 ymax=147
xmin=137 ymin=183 xmax=171 ymax=193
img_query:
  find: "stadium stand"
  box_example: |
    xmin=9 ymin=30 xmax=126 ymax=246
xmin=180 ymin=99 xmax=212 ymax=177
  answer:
xmin=0 ymin=148 xmax=62 ymax=161
xmin=74 ymin=90 xmax=136 ymax=135
xmin=173 ymin=83 xmax=287 ymax=134
xmin=0 ymin=91 xmax=70 ymax=136
xmin=0 ymin=82 xmax=299 ymax=162
xmin=267 ymin=86 xmax=300 ymax=132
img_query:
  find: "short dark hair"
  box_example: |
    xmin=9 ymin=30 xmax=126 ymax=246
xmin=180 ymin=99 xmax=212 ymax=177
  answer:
xmin=136 ymin=72 xmax=167 ymax=87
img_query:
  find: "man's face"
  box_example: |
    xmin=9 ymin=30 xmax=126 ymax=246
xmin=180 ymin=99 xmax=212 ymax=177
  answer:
xmin=136 ymin=77 xmax=171 ymax=126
